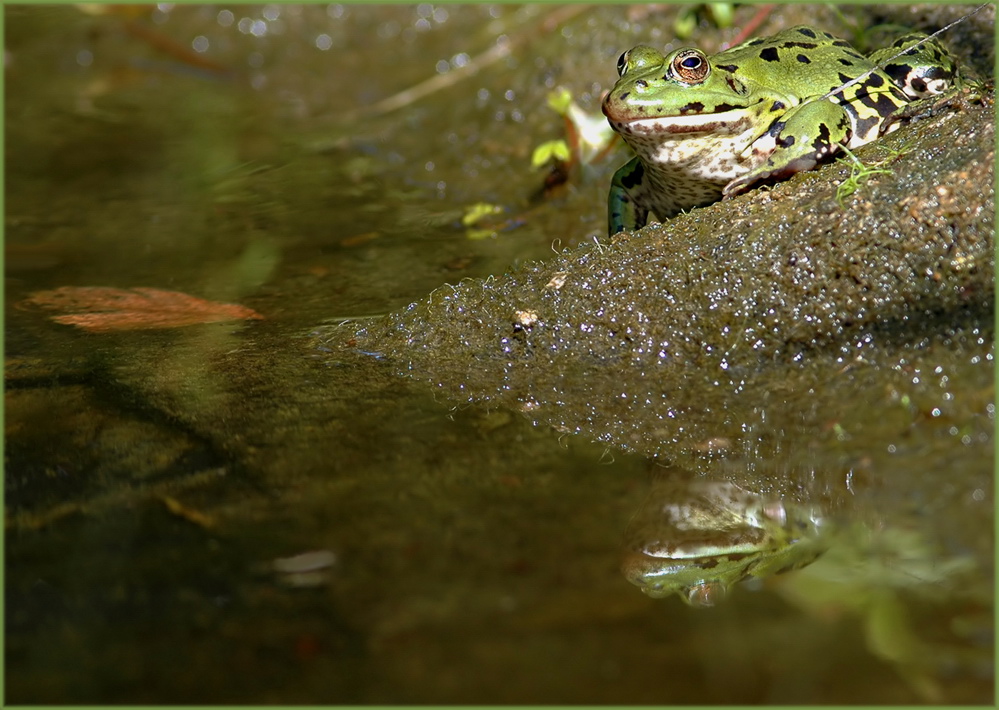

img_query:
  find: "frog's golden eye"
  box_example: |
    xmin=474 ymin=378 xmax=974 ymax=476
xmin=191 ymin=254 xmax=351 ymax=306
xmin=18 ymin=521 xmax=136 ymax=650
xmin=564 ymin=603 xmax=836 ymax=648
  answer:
xmin=684 ymin=581 xmax=727 ymax=607
xmin=617 ymin=46 xmax=661 ymax=77
xmin=616 ymin=50 xmax=630 ymax=77
xmin=672 ymin=49 xmax=710 ymax=83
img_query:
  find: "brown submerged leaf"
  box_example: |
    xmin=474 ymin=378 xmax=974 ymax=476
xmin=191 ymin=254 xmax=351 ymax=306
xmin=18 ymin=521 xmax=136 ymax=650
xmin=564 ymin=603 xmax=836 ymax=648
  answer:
xmin=22 ymin=286 xmax=264 ymax=332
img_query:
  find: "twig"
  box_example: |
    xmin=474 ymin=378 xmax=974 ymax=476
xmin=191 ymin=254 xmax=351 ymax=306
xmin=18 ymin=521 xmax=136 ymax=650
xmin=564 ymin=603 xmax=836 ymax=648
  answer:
xmin=345 ymin=5 xmax=591 ymax=121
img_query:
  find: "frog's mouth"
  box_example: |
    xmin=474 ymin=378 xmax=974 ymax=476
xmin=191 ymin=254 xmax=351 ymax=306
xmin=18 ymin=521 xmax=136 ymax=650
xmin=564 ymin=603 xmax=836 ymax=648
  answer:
xmin=619 ymin=546 xmax=759 ymax=601
xmin=637 ymin=525 xmax=771 ymax=561
xmin=620 ymin=533 xmax=779 ymax=599
xmin=611 ymin=108 xmax=756 ymax=137
xmin=602 ymin=93 xmax=763 ymax=135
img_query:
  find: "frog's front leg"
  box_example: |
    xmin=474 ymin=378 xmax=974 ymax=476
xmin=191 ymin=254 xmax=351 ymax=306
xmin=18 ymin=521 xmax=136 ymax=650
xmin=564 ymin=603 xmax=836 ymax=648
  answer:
xmin=608 ymin=157 xmax=649 ymax=235
xmin=724 ymin=99 xmax=853 ymax=198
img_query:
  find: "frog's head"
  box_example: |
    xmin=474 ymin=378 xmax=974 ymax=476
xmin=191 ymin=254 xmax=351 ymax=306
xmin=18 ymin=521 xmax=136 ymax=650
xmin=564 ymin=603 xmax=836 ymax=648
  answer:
xmin=602 ymin=44 xmax=768 ymax=133
xmin=621 ymin=479 xmax=825 ymax=607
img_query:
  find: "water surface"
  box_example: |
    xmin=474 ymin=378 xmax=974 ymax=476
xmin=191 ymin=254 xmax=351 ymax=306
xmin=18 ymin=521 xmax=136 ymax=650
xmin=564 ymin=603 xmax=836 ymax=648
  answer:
xmin=5 ymin=4 xmax=993 ymax=703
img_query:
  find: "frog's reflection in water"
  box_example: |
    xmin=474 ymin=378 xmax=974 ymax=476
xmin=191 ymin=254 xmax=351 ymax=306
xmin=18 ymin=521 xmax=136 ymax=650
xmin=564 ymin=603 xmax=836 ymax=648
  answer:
xmin=621 ymin=466 xmax=827 ymax=607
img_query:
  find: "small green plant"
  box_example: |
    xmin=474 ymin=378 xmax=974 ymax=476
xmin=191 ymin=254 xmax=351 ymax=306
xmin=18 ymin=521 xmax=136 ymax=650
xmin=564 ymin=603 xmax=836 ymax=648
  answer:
xmin=835 ymin=144 xmax=903 ymax=205
xmin=673 ymin=4 xmax=735 ymax=39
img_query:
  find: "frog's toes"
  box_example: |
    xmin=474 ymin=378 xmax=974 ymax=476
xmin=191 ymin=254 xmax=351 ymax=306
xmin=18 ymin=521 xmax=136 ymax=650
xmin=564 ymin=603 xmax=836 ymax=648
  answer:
xmin=724 ymin=153 xmax=827 ymax=198
xmin=721 ymin=177 xmax=752 ymax=198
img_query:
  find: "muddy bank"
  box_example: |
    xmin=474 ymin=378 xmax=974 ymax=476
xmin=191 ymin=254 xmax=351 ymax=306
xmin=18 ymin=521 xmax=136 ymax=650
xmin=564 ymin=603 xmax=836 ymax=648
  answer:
xmin=319 ymin=93 xmax=994 ymax=475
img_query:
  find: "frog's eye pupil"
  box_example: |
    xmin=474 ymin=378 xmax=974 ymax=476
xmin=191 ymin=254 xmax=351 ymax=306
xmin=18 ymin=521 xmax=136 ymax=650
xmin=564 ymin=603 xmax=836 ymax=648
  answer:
xmin=681 ymin=57 xmax=701 ymax=69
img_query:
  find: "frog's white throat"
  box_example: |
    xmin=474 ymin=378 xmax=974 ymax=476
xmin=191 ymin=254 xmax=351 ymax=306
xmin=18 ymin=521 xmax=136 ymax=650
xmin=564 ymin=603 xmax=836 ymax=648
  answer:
xmin=615 ymin=108 xmax=762 ymax=184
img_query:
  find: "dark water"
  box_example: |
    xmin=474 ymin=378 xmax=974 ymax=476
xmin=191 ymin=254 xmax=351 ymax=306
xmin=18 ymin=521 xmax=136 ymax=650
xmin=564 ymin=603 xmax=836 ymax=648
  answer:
xmin=5 ymin=4 xmax=994 ymax=704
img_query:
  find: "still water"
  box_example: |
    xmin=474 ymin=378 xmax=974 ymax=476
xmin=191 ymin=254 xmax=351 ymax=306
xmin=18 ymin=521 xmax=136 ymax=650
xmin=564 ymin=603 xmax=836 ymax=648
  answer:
xmin=5 ymin=4 xmax=993 ymax=703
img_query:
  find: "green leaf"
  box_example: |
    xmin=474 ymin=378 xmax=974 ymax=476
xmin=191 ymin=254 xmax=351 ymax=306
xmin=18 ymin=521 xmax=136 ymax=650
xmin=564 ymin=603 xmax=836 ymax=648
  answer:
xmin=531 ymin=140 xmax=572 ymax=170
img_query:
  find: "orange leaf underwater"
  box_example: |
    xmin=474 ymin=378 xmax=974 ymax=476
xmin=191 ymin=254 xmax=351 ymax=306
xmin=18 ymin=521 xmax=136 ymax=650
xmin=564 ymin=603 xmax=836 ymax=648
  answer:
xmin=21 ymin=286 xmax=264 ymax=332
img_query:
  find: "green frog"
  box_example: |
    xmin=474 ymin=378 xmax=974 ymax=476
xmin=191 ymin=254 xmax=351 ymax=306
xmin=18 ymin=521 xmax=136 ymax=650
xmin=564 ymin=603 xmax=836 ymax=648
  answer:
xmin=603 ymin=25 xmax=960 ymax=234
xmin=621 ymin=477 xmax=827 ymax=606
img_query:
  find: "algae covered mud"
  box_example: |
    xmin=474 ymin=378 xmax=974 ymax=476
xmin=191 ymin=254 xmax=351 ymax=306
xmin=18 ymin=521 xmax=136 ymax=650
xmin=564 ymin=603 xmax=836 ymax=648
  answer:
xmin=319 ymin=87 xmax=993 ymax=478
